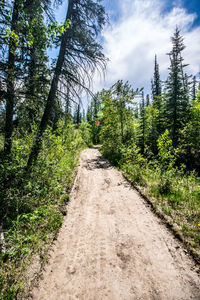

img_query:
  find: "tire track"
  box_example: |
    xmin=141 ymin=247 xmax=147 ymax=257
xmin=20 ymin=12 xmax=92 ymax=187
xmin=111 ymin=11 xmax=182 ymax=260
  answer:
xmin=31 ymin=147 xmax=200 ymax=300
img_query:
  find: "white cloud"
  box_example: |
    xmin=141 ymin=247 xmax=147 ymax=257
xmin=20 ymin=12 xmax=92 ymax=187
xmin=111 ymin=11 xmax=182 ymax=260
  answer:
xmin=93 ymin=0 xmax=200 ymax=95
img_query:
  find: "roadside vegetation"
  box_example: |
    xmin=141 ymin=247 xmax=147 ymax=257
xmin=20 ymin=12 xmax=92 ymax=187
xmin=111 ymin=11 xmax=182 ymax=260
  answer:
xmin=1 ymin=0 xmax=200 ymax=298
xmin=0 ymin=0 xmax=104 ymax=298
xmin=0 ymin=121 xmax=92 ymax=298
xmin=87 ymin=29 xmax=200 ymax=262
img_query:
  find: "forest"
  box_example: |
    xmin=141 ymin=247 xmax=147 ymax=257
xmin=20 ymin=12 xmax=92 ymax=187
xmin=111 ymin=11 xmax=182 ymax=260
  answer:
xmin=0 ymin=0 xmax=200 ymax=298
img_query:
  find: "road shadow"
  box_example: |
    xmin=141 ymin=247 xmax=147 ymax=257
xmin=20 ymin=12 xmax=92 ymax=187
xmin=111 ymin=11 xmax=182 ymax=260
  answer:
xmin=86 ymin=155 xmax=111 ymax=170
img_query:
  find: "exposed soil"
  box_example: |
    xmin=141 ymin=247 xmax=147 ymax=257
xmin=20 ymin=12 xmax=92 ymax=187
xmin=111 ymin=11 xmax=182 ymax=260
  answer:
xmin=31 ymin=147 xmax=200 ymax=300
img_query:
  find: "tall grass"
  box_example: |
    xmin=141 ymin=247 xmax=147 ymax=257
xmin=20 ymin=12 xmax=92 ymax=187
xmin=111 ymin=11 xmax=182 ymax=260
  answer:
xmin=120 ymin=153 xmax=200 ymax=261
xmin=100 ymin=132 xmax=200 ymax=261
xmin=0 ymin=121 xmax=92 ymax=299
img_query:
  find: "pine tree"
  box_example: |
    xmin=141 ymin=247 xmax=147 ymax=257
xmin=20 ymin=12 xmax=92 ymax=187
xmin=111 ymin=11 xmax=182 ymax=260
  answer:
xmin=3 ymin=0 xmax=21 ymax=156
xmin=192 ymin=76 xmax=197 ymax=101
xmin=87 ymin=106 xmax=92 ymax=123
xmin=151 ymin=55 xmax=163 ymax=137
xmin=18 ymin=1 xmax=51 ymax=130
xmin=152 ymin=55 xmax=162 ymax=102
xmin=76 ymin=103 xmax=81 ymax=125
xmin=27 ymin=0 xmax=107 ymax=167
xmin=1 ymin=0 xmax=57 ymax=154
xmin=146 ymin=94 xmax=150 ymax=106
xmin=139 ymin=91 xmax=145 ymax=154
xmin=92 ymin=93 xmax=102 ymax=120
xmin=181 ymin=85 xmax=200 ymax=170
xmin=165 ymin=27 xmax=189 ymax=147
xmin=112 ymin=80 xmax=136 ymax=143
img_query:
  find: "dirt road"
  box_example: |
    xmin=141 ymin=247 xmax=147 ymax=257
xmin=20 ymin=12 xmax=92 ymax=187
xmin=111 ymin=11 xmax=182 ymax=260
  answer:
xmin=32 ymin=147 xmax=200 ymax=300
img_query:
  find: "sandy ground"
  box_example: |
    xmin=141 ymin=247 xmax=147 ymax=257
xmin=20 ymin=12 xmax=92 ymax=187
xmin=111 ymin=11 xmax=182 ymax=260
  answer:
xmin=31 ymin=147 xmax=200 ymax=300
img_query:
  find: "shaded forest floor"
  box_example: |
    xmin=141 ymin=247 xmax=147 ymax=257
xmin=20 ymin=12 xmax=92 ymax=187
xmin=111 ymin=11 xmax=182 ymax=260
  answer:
xmin=31 ymin=147 xmax=200 ymax=300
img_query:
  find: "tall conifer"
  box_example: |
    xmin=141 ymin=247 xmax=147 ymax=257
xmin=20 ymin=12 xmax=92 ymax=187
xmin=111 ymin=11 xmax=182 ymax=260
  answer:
xmin=152 ymin=55 xmax=162 ymax=102
xmin=165 ymin=27 xmax=189 ymax=147
xmin=151 ymin=55 xmax=163 ymax=138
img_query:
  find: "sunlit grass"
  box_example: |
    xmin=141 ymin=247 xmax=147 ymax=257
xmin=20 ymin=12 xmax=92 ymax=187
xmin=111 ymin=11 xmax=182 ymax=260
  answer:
xmin=0 ymin=122 xmax=90 ymax=299
xmin=122 ymin=161 xmax=200 ymax=260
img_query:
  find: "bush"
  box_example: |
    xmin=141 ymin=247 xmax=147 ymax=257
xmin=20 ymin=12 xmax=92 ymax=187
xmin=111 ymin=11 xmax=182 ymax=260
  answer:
xmin=120 ymin=140 xmax=147 ymax=185
xmin=0 ymin=120 xmax=89 ymax=299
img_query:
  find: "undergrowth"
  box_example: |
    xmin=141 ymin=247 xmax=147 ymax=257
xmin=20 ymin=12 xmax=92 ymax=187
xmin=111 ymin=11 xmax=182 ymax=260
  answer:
xmin=101 ymin=132 xmax=200 ymax=262
xmin=0 ymin=121 xmax=92 ymax=299
xmin=122 ymin=163 xmax=200 ymax=260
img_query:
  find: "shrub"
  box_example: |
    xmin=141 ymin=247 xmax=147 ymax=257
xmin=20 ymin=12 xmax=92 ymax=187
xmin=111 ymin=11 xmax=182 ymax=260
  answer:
xmin=0 ymin=120 xmax=89 ymax=299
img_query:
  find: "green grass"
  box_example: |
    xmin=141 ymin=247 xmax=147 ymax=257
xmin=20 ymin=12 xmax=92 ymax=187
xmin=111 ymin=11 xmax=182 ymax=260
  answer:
xmin=0 ymin=121 xmax=91 ymax=299
xmin=121 ymin=161 xmax=200 ymax=261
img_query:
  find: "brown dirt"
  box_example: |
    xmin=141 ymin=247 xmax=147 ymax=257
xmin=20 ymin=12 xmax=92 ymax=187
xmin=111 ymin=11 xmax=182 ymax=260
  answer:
xmin=31 ymin=147 xmax=200 ymax=300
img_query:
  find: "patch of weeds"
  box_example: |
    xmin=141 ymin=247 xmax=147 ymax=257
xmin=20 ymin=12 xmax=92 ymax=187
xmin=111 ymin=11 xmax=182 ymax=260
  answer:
xmin=60 ymin=194 xmax=71 ymax=205
xmin=168 ymin=191 xmax=184 ymax=208
xmin=194 ymin=233 xmax=200 ymax=244
xmin=158 ymin=177 xmax=172 ymax=195
xmin=161 ymin=205 xmax=173 ymax=216
xmin=116 ymin=143 xmax=200 ymax=260
xmin=149 ymin=184 xmax=160 ymax=198
xmin=182 ymin=223 xmax=192 ymax=234
xmin=0 ymin=121 xmax=89 ymax=299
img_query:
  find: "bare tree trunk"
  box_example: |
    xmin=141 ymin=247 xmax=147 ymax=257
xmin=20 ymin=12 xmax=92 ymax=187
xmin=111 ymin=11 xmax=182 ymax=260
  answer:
xmin=27 ymin=0 xmax=74 ymax=168
xmin=4 ymin=0 xmax=20 ymax=156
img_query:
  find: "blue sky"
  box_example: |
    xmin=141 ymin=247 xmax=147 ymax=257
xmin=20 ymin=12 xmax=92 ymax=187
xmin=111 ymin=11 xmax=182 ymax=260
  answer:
xmin=172 ymin=0 xmax=200 ymax=26
xmin=54 ymin=0 xmax=200 ymax=99
xmin=102 ymin=0 xmax=200 ymax=27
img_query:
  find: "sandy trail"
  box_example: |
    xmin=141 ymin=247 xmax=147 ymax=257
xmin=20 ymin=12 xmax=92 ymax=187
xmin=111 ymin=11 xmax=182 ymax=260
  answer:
xmin=32 ymin=147 xmax=200 ymax=300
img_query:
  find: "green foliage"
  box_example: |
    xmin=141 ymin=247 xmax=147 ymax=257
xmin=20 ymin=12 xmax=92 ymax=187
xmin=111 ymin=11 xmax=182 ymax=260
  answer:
xmin=121 ymin=151 xmax=200 ymax=256
xmin=0 ymin=0 xmax=104 ymax=297
xmin=165 ymin=27 xmax=190 ymax=147
xmin=0 ymin=8 xmax=200 ymax=298
xmin=157 ymin=129 xmax=179 ymax=170
xmin=0 ymin=120 xmax=89 ymax=298
xmin=87 ymin=90 xmax=106 ymax=144
xmin=120 ymin=140 xmax=147 ymax=185
xmin=180 ymin=98 xmax=200 ymax=170
xmin=96 ymin=63 xmax=200 ymax=260
xmin=100 ymin=81 xmax=138 ymax=164
xmin=79 ymin=121 xmax=93 ymax=147
xmin=152 ymin=55 xmax=162 ymax=99
xmin=100 ymin=92 xmax=122 ymax=163
xmin=1 ymin=206 xmax=62 ymax=262
xmin=46 ymin=19 xmax=71 ymax=45
xmin=143 ymin=105 xmax=159 ymax=154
